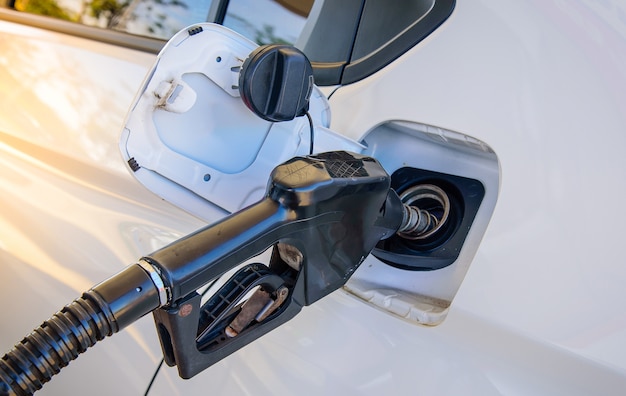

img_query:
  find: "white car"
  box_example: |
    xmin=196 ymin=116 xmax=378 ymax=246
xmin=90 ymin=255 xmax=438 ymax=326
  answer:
xmin=1 ymin=1 xmax=626 ymax=395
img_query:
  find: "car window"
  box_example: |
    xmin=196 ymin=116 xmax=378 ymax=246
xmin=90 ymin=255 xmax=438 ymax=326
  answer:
xmin=222 ymin=0 xmax=310 ymax=45
xmin=5 ymin=0 xmax=312 ymax=43
xmin=109 ymin=0 xmax=215 ymax=40
xmin=7 ymin=0 xmax=212 ymax=40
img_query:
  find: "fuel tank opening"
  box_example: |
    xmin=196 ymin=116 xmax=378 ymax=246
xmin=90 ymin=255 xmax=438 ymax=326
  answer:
xmin=372 ymin=167 xmax=485 ymax=271
xmin=397 ymin=184 xmax=450 ymax=241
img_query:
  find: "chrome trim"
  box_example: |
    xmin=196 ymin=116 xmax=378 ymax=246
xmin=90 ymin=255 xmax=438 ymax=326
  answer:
xmin=137 ymin=259 xmax=169 ymax=306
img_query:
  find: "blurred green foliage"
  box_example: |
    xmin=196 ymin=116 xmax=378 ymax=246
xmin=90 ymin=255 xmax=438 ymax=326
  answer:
xmin=14 ymin=0 xmax=73 ymax=20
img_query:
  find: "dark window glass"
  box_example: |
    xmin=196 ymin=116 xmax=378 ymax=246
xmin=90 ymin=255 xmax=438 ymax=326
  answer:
xmin=222 ymin=0 xmax=312 ymax=45
xmin=8 ymin=0 xmax=214 ymax=40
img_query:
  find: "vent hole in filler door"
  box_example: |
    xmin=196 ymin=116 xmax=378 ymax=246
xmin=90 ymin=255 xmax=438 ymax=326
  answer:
xmin=167 ymin=84 xmax=184 ymax=104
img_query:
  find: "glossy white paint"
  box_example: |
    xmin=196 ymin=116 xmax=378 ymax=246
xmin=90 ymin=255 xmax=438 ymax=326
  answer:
xmin=329 ymin=0 xmax=626 ymax=375
xmin=1 ymin=1 xmax=626 ymax=395
xmin=0 ymin=20 xmax=202 ymax=394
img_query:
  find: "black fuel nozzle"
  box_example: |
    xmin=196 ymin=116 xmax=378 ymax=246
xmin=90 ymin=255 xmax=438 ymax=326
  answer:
xmin=147 ymin=151 xmax=405 ymax=378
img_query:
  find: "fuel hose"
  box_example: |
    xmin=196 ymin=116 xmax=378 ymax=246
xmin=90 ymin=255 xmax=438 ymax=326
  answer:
xmin=0 ymin=264 xmax=161 ymax=396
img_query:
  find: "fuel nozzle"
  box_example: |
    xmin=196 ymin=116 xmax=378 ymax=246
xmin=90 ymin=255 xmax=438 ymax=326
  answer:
xmin=396 ymin=184 xmax=451 ymax=240
xmin=148 ymin=150 xmax=410 ymax=378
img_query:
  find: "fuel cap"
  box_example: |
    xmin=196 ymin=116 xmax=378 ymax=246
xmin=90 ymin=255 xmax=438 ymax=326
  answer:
xmin=239 ymin=44 xmax=314 ymax=122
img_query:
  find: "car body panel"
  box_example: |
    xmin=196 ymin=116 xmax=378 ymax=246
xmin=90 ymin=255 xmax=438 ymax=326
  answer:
xmin=1 ymin=0 xmax=626 ymax=394
xmin=327 ymin=0 xmax=626 ymax=373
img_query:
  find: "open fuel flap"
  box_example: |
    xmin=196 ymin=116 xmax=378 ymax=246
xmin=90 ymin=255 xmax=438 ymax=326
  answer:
xmin=120 ymin=23 xmax=362 ymax=220
xmin=120 ymin=23 xmax=499 ymax=326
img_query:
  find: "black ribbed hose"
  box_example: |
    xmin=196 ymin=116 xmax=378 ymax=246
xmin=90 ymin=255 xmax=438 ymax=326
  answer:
xmin=0 ymin=264 xmax=161 ymax=396
xmin=0 ymin=291 xmax=115 ymax=395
